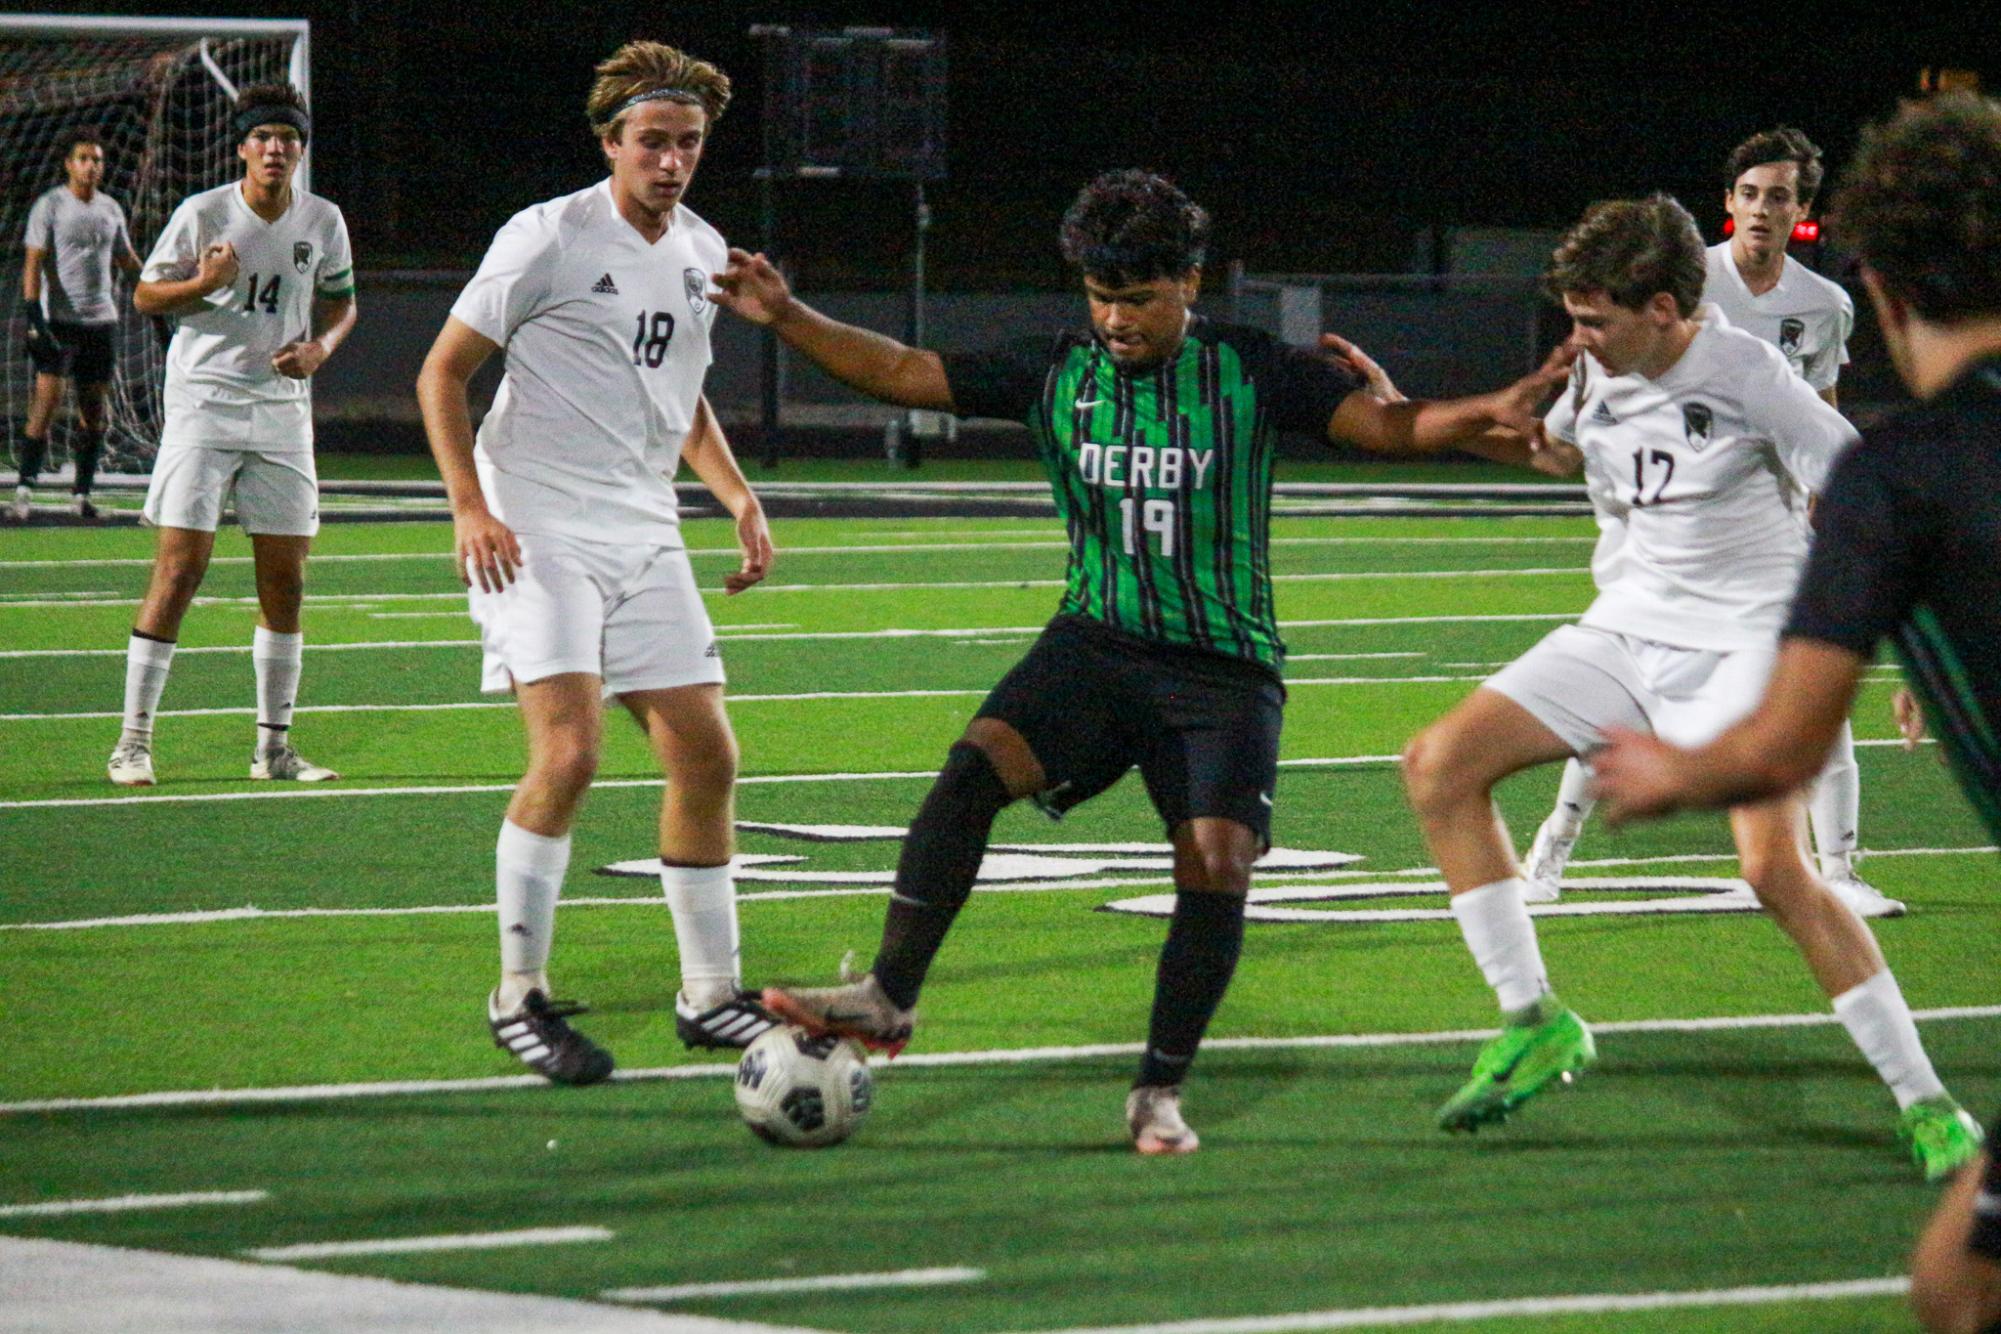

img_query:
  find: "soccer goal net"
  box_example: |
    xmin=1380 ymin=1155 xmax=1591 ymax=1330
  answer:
xmin=0 ymin=16 xmax=308 ymax=475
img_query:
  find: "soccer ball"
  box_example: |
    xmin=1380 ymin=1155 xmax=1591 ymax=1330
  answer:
xmin=733 ymin=1024 xmax=874 ymax=1148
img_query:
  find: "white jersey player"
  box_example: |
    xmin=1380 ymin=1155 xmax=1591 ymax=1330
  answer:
xmin=1523 ymin=126 xmax=1897 ymax=917
xmin=110 ymin=84 xmax=357 ymax=789
xmin=1405 ymin=195 xmax=1972 ymax=1169
xmin=417 ymin=41 xmax=778 ymax=1084
xmin=14 ymin=133 xmax=141 ymax=520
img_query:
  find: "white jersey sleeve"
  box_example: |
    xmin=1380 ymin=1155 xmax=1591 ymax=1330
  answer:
xmin=1801 ymin=287 xmax=1855 ymax=393
xmin=316 ymin=208 xmax=354 ymax=297
xmin=1749 ymin=346 xmax=1860 ymax=494
xmin=23 ymin=191 xmax=52 ymax=251
xmin=140 ymin=198 xmax=228 ymax=313
xmin=1544 ymin=356 xmax=1587 ymax=444
xmin=451 ymin=208 xmax=557 ymax=346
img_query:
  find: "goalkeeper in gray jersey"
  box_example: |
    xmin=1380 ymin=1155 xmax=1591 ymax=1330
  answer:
xmin=14 ymin=130 xmax=140 ymax=520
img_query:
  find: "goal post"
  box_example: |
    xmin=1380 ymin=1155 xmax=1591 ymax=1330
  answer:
xmin=0 ymin=15 xmax=309 ymax=474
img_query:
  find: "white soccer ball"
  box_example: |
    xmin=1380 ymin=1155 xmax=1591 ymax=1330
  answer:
xmin=733 ymin=1024 xmax=874 ymax=1147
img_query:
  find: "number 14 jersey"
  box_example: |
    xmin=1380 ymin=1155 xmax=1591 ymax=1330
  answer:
xmin=142 ymin=182 xmax=354 ymax=448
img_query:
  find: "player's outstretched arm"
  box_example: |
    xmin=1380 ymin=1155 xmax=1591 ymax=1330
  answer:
xmin=1593 ymin=637 xmax=1868 ymax=821
xmin=416 ymin=315 xmax=520 ymax=592
xmin=1326 ymin=342 xmax=1576 ymax=457
xmin=134 ymin=241 xmax=238 ymax=316
xmin=712 ymin=248 xmax=954 ymax=412
xmin=272 ymin=293 xmax=357 ymax=380
xmin=680 ymin=394 xmax=773 ymax=595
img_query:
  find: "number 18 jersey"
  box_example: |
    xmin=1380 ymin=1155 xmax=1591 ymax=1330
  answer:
xmin=451 ymin=180 xmax=724 ymax=547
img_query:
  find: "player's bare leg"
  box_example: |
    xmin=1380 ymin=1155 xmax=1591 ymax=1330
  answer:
xmin=763 ymin=716 xmax=1042 ymax=1052
xmin=1731 ymin=795 xmax=1979 ymax=1175
xmin=1403 ymin=689 xmax=1597 ymax=1129
xmin=487 ymin=672 xmax=612 ymax=1084
xmin=623 ymin=684 xmax=772 ymax=1048
xmin=108 ymin=526 xmax=215 ymax=784
xmin=246 ymin=533 xmax=333 ymax=780
xmin=1909 ymin=1151 xmax=2001 ymax=1332
xmin=1128 ymin=816 xmax=1259 ymax=1155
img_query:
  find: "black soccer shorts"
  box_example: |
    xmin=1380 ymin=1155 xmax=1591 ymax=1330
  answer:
xmin=973 ymin=614 xmax=1285 ymax=845
xmin=27 ymin=320 xmax=115 ymax=385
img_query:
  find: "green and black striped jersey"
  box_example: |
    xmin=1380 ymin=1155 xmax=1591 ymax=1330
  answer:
xmin=943 ymin=319 xmax=1359 ymax=672
xmin=1785 ymin=357 xmax=2001 ymax=843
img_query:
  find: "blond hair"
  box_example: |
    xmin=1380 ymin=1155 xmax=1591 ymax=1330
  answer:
xmin=586 ymin=41 xmax=730 ymax=142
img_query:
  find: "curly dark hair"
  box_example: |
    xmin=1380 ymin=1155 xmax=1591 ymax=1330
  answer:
xmin=1058 ymin=170 xmax=1210 ymax=285
xmin=235 ymin=82 xmax=307 ymax=117
xmin=1831 ymin=94 xmax=2001 ymax=323
xmin=1544 ymin=193 xmax=1707 ymax=316
xmin=1725 ymin=126 xmax=1825 ymax=206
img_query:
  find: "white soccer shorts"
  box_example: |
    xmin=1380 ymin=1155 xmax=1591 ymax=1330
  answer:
xmin=469 ymin=534 xmax=725 ymax=696
xmin=1484 ymin=623 xmax=1776 ymax=754
xmin=141 ymin=442 xmax=320 ymax=536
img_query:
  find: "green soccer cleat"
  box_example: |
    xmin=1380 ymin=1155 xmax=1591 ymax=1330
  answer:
xmin=1437 ymin=1003 xmax=1596 ymax=1133
xmin=1899 ymin=1095 xmax=1985 ymax=1182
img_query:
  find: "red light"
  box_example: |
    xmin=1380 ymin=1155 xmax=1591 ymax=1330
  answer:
xmin=1720 ymin=218 xmax=1821 ymax=242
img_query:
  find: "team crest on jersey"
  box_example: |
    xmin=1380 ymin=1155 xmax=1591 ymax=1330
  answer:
xmin=1778 ymin=317 xmax=1805 ymax=356
xmin=684 ymin=267 xmax=709 ymax=315
xmin=1682 ymin=401 xmax=1713 ymax=451
xmin=293 ymin=241 xmax=313 ymax=273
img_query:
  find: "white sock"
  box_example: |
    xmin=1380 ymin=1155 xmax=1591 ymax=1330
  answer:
xmin=496 ymin=820 xmax=570 ymax=1012
xmin=1811 ymin=718 xmax=1861 ymax=878
xmin=1548 ymin=758 xmax=1597 ymax=840
xmin=120 ymin=634 xmax=176 ymax=745
xmin=660 ymin=862 xmax=740 ymax=1010
xmin=1450 ymin=878 xmax=1551 ymax=1014
xmin=253 ymin=627 xmax=303 ymax=755
xmin=1832 ymin=969 xmax=1946 ymax=1110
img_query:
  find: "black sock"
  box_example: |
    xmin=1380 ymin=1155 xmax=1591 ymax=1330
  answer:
xmin=72 ymin=430 xmax=103 ymax=496
xmin=871 ymin=743 xmax=1013 ymax=1008
xmin=1136 ymin=889 xmax=1247 ymax=1088
xmin=16 ymin=434 xmax=47 ymax=487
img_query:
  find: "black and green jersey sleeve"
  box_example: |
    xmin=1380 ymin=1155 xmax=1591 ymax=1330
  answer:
xmin=1785 ymin=360 xmax=2001 ymax=842
xmin=942 ymin=319 xmax=1360 ymax=673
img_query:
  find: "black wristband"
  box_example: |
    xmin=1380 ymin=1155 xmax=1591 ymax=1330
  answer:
xmin=21 ymin=300 xmax=48 ymax=333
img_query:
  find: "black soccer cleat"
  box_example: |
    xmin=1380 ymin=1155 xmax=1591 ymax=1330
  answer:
xmin=488 ymin=988 xmax=615 ymax=1086
xmin=675 ymin=989 xmax=779 ymax=1051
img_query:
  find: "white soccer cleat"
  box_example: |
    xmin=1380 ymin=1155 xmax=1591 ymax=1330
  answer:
xmin=761 ymin=966 xmax=915 ymax=1056
xmin=107 ymin=740 xmax=155 ymax=787
xmin=1521 ymin=816 xmax=1578 ymax=904
xmin=250 ymin=744 xmax=339 ymax=782
xmin=9 ymin=486 xmax=30 ymax=521
xmin=1127 ymin=1084 xmax=1199 ymax=1155
xmin=1825 ymin=870 xmax=1907 ymax=919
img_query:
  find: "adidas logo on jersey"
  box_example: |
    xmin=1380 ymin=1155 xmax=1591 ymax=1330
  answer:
xmin=592 ymin=273 xmax=619 ymax=294
xmin=1591 ymin=402 xmax=1619 ymax=425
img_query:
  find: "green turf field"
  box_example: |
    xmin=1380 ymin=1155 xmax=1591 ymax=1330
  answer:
xmin=2 ymin=509 xmax=1994 ymax=1332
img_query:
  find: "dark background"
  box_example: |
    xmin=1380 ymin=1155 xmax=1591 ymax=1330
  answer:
xmin=19 ymin=1 xmax=1994 ymax=283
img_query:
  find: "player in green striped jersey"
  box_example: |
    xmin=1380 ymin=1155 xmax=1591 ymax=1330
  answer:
xmin=717 ymin=169 xmax=1571 ymax=1153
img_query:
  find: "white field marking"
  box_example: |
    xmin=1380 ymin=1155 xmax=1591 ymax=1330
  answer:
xmin=1289 ymin=652 xmax=1424 ymax=661
xmin=0 ymin=1190 xmax=267 ymax=1218
xmin=6 ymin=1007 xmax=1997 ymax=1118
xmin=604 ymin=1267 xmax=985 ymax=1304
xmin=1009 ymin=1276 xmax=1911 ymax=1334
xmin=244 ymin=1226 xmax=613 ymax=1262
xmin=0 ymin=534 xmax=1590 ymax=572
xmin=0 ymin=610 xmax=1581 ymax=660
xmin=0 ymin=567 xmax=1591 ymax=610
xmin=0 ymin=1236 xmax=815 ymax=1334
xmin=1103 ymin=878 xmax=1763 ymax=924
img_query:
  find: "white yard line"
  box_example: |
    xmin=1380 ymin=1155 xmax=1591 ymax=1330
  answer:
xmin=243 ymin=1226 xmax=613 ymax=1262
xmin=604 ymin=1267 xmax=984 ymax=1304
xmin=0 ymin=1236 xmax=819 ymax=1334
xmin=0 ymin=1190 xmax=267 ymax=1218
xmin=4 ymin=1006 xmax=1995 ymax=1118
xmin=1009 ymin=1276 xmax=1911 ymax=1333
